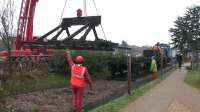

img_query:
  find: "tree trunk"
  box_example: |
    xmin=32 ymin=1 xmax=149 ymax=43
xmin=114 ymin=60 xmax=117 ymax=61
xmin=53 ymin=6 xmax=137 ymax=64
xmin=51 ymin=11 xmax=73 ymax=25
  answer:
xmin=192 ymin=51 xmax=198 ymax=70
xmin=8 ymin=47 xmax=12 ymax=75
xmin=197 ymin=52 xmax=199 ymax=69
xmin=191 ymin=51 xmax=195 ymax=70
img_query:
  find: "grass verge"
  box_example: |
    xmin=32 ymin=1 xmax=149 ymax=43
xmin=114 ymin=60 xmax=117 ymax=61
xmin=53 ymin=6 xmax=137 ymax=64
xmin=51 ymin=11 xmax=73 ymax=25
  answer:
xmin=89 ymin=70 xmax=173 ymax=112
xmin=3 ymin=73 xmax=69 ymax=95
xmin=185 ymin=68 xmax=200 ymax=89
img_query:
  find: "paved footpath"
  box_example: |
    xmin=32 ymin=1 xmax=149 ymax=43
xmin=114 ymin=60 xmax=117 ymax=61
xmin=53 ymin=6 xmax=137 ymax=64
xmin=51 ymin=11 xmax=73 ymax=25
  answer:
xmin=121 ymin=64 xmax=200 ymax=112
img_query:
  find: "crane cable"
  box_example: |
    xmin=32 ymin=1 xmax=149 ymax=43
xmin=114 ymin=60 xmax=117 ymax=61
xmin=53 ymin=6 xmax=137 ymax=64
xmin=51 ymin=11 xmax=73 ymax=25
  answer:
xmin=83 ymin=0 xmax=87 ymax=16
xmin=92 ymin=0 xmax=99 ymax=15
xmin=59 ymin=0 xmax=107 ymax=41
xmin=59 ymin=0 xmax=68 ymax=24
xmin=92 ymin=0 xmax=107 ymax=40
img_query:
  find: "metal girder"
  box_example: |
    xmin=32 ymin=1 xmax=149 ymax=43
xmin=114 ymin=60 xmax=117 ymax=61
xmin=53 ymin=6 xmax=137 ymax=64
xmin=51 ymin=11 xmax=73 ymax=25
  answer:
xmin=65 ymin=28 xmax=70 ymax=37
xmin=37 ymin=25 xmax=61 ymax=41
xmin=63 ymin=23 xmax=89 ymax=41
xmin=22 ymin=16 xmax=119 ymax=51
xmin=23 ymin=39 xmax=119 ymax=51
xmin=80 ymin=27 xmax=92 ymax=41
xmin=51 ymin=29 xmax=64 ymax=41
xmin=92 ymin=27 xmax=99 ymax=41
xmin=61 ymin=16 xmax=101 ymax=27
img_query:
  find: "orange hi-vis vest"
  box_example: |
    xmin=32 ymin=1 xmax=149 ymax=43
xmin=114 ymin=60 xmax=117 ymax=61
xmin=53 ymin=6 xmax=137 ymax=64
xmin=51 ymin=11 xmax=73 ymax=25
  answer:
xmin=70 ymin=64 xmax=86 ymax=88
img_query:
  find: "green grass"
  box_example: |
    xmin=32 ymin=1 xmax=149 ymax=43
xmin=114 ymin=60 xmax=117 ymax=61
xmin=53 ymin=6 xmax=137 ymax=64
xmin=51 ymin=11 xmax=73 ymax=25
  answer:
xmin=3 ymin=73 xmax=69 ymax=95
xmin=89 ymin=71 xmax=173 ymax=112
xmin=185 ymin=68 xmax=200 ymax=89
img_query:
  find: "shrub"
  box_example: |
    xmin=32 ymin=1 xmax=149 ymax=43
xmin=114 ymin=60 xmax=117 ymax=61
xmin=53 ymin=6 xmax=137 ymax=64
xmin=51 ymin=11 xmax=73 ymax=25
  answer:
xmin=71 ymin=50 xmax=113 ymax=75
xmin=49 ymin=50 xmax=68 ymax=74
xmin=49 ymin=49 xmax=127 ymax=78
xmin=0 ymin=106 xmax=16 ymax=112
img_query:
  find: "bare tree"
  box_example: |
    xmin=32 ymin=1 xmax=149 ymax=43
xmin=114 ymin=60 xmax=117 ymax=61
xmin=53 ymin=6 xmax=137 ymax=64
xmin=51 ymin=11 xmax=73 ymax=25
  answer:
xmin=0 ymin=0 xmax=16 ymax=74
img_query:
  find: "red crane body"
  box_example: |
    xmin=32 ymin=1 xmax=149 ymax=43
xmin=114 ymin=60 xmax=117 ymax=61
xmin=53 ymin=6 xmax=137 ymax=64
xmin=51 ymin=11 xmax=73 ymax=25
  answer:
xmin=0 ymin=0 xmax=52 ymax=58
xmin=16 ymin=0 xmax=38 ymax=50
xmin=0 ymin=0 xmax=116 ymax=59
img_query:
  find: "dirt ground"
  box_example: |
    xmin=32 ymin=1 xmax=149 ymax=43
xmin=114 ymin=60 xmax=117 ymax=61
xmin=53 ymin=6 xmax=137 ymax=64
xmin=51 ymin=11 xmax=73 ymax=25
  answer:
xmin=2 ymin=80 xmax=127 ymax=112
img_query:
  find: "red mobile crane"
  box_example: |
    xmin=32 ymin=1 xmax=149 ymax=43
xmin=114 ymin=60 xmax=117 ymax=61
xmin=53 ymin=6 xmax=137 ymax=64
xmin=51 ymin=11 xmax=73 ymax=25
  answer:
xmin=0 ymin=0 xmax=52 ymax=59
xmin=0 ymin=0 xmax=118 ymax=60
xmin=16 ymin=0 xmax=37 ymax=50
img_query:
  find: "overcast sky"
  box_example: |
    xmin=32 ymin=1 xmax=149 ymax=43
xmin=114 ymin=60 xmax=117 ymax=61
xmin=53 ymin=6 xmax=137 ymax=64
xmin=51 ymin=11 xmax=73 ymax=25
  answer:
xmin=16 ymin=0 xmax=200 ymax=47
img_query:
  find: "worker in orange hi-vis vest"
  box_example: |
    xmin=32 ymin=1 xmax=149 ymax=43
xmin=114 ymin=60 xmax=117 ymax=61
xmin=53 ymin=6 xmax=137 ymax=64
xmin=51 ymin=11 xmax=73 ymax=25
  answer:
xmin=65 ymin=51 xmax=93 ymax=112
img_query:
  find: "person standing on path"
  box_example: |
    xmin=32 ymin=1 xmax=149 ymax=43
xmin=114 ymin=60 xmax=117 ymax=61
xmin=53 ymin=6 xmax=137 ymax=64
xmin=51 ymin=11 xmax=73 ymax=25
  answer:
xmin=65 ymin=51 xmax=93 ymax=112
xmin=150 ymin=56 xmax=158 ymax=80
xmin=176 ymin=54 xmax=183 ymax=68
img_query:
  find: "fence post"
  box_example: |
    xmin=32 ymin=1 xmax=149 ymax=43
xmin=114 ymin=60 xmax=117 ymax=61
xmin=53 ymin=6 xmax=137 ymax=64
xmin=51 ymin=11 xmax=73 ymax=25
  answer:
xmin=160 ymin=52 xmax=163 ymax=75
xmin=127 ymin=55 xmax=132 ymax=95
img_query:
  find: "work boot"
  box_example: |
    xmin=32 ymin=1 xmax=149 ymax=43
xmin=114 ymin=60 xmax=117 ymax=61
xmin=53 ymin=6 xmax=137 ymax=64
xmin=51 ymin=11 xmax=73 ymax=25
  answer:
xmin=72 ymin=109 xmax=76 ymax=112
xmin=80 ymin=109 xmax=84 ymax=112
xmin=75 ymin=108 xmax=84 ymax=112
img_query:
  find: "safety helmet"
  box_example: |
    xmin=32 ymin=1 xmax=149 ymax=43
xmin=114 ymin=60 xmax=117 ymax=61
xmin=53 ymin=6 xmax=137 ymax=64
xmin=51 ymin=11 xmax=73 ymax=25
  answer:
xmin=76 ymin=55 xmax=84 ymax=63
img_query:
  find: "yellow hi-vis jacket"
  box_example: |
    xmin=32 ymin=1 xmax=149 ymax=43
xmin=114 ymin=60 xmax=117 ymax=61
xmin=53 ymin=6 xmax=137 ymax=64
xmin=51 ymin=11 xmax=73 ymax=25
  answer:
xmin=150 ymin=59 xmax=157 ymax=72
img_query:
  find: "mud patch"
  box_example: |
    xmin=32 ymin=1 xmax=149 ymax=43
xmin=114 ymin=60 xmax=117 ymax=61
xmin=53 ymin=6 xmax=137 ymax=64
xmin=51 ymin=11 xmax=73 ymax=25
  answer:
xmin=3 ymin=80 xmax=126 ymax=112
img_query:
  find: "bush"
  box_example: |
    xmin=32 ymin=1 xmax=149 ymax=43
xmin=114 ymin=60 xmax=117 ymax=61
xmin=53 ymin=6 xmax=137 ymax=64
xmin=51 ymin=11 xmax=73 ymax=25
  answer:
xmin=71 ymin=50 xmax=113 ymax=75
xmin=0 ymin=107 xmax=16 ymax=112
xmin=185 ymin=68 xmax=200 ymax=89
xmin=49 ymin=49 xmax=127 ymax=78
xmin=49 ymin=50 xmax=68 ymax=73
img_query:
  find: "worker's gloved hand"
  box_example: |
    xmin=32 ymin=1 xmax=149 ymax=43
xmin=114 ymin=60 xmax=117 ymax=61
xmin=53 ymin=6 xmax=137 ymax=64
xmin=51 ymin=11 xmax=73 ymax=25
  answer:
xmin=65 ymin=50 xmax=71 ymax=56
xmin=65 ymin=50 xmax=70 ymax=54
xmin=88 ymin=85 xmax=95 ymax=95
xmin=89 ymin=85 xmax=92 ymax=90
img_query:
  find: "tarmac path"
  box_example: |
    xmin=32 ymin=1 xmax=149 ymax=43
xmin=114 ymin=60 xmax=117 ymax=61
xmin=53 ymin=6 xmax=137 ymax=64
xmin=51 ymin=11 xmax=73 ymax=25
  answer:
xmin=121 ymin=64 xmax=200 ymax=112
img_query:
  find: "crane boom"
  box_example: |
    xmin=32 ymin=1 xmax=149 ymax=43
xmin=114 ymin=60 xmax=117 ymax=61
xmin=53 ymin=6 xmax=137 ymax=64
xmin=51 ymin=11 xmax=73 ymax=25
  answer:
xmin=0 ymin=0 xmax=118 ymax=63
xmin=16 ymin=0 xmax=38 ymax=50
xmin=15 ymin=0 xmax=117 ymax=53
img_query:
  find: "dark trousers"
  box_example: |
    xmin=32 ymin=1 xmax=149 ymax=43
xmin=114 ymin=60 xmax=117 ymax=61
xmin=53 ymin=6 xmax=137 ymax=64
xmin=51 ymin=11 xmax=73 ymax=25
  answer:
xmin=178 ymin=61 xmax=182 ymax=67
